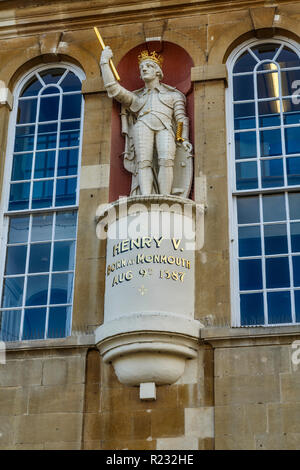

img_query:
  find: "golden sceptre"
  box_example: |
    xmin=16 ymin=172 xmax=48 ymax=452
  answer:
xmin=94 ymin=26 xmax=120 ymax=81
xmin=176 ymin=122 xmax=185 ymax=143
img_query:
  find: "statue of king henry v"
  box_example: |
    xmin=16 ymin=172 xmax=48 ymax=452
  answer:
xmin=100 ymin=46 xmax=193 ymax=196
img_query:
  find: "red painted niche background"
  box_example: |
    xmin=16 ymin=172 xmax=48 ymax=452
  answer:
xmin=109 ymin=41 xmax=194 ymax=202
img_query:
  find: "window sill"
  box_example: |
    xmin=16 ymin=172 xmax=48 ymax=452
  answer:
xmin=4 ymin=333 xmax=95 ymax=351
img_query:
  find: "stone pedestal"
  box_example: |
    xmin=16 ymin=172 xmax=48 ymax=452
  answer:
xmin=95 ymin=195 xmax=203 ymax=389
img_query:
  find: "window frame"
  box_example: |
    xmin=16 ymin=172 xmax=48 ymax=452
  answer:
xmin=0 ymin=62 xmax=85 ymax=341
xmin=226 ymin=37 xmax=300 ymax=327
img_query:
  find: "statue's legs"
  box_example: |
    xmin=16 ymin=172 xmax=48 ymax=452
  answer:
xmin=133 ymin=121 xmax=154 ymax=195
xmin=156 ymin=129 xmax=176 ymax=195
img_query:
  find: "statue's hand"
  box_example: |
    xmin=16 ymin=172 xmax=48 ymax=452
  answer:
xmin=100 ymin=46 xmax=113 ymax=65
xmin=182 ymin=141 xmax=193 ymax=154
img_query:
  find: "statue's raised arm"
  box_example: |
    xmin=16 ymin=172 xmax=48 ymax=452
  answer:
xmin=100 ymin=46 xmax=193 ymax=197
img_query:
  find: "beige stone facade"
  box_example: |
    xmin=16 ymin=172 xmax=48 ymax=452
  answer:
xmin=1 ymin=0 xmax=300 ymax=450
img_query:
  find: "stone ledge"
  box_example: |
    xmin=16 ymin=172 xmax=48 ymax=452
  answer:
xmin=4 ymin=333 xmax=95 ymax=352
xmin=191 ymin=65 xmax=228 ymax=85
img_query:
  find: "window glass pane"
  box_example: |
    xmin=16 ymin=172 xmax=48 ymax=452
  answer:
xmin=287 ymin=157 xmax=300 ymax=185
xmin=2 ymin=277 xmax=24 ymax=308
xmin=258 ymin=100 xmax=280 ymax=127
xmin=9 ymin=182 xmax=30 ymax=211
xmin=281 ymin=70 xmax=300 ymax=97
xmin=17 ymin=99 xmax=37 ymax=124
xmin=0 ymin=310 xmax=21 ymax=341
xmin=294 ymin=290 xmax=300 ymax=322
xmin=239 ymin=259 xmax=263 ymax=290
xmin=238 ymin=225 xmax=261 ymax=256
xmin=28 ymin=243 xmax=51 ymax=273
xmin=32 ymin=180 xmax=53 ymax=209
xmin=236 ymin=161 xmax=258 ymax=190
xmin=237 ymin=196 xmax=260 ymax=224
xmin=285 ymin=127 xmax=300 ymax=155
xmin=283 ymin=99 xmax=300 ymax=125
xmin=47 ymin=306 xmax=70 ymax=338
xmin=233 ymin=75 xmax=254 ymax=101
xmin=251 ymin=44 xmax=279 ymax=61
xmin=37 ymin=123 xmax=58 ymax=150
xmin=264 ymin=224 xmax=288 ymax=255
xmin=240 ymin=293 xmax=264 ymax=326
xmin=55 ymin=178 xmax=77 ymax=206
xmin=60 ymin=72 xmax=81 ymax=92
xmin=233 ymin=51 xmax=257 ymax=73
xmin=8 ymin=217 xmax=29 ymax=244
xmin=266 ymin=257 xmax=290 ymax=288
xmin=41 ymin=86 xmax=60 ymax=96
xmin=257 ymin=71 xmax=279 ymax=99
xmin=50 ymin=273 xmax=73 ymax=304
xmin=235 ymin=131 xmax=256 ymax=159
xmin=262 ymin=194 xmax=286 ymax=222
xmin=34 ymin=151 xmax=55 ymax=179
xmin=5 ymin=246 xmax=27 ymax=275
xmin=57 ymin=149 xmax=78 ymax=176
xmin=53 ymin=241 xmax=75 ymax=271
xmin=234 ymin=102 xmax=255 ymax=130
xmin=25 ymin=275 xmax=49 ymax=306
xmin=55 ymin=211 xmax=77 ymax=240
xmin=277 ymin=46 xmax=300 ymax=68
xmin=261 ymin=159 xmax=284 ymax=188
xmin=14 ymin=126 xmax=35 ymax=152
xmin=39 ymin=68 xmax=64 ymax=84
xmin=39 ymin=96 xmax=60 ymax=122
xmin=11 ymin=153 xmax=32 ymax=181
xmin=20 ymin=76 xmax=42 ymax=97
xmin=31 ymin=214 xmax=53 ymax=242
xmin=293 ymin=256 xmax=300 ymax=287
xmin=260 ymin=129 xmax=282 ymax=157
xmin=267 ymin=291 xmax=292 ymax=324
xmin=61 ymin=94 xmax=82 ymax=119
xmin=22 ymin=308 xmax=46 ymax=340
xmin=289 ymin=193 xmax=300 ymax=220
xmin=59 ymin=130 xmax=80 ymax=148
xmin=291 ymin=222 xmax=300 ymax=252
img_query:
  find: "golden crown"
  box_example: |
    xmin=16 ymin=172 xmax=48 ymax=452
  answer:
xmin=138 ymin=50 xmax=163 ymax=68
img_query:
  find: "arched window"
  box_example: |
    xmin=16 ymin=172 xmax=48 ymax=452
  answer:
xmin=0 ymin=64 xmax=84 ymax=340
xmin=228 ymin=39 xmax=300 ymax=326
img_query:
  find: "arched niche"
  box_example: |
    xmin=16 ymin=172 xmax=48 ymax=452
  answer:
xmin=109 ymin=41 xmax=194 ymax=202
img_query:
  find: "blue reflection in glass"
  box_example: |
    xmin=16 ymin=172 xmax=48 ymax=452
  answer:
xmin=291 ymin=222 xmax=300 ymax=252
xmin=14 ymin=125 xmax=35 ymax=152
xmin=8 ymin=182 xmax=30 ymax=211
xmin=261 ymin=159 xmax=284 ymax=188
xmin=281 ymin=70 xmax=300 ymax=97
xmin=264 ymin=224 xmax=288 ymax=255
xmin=17 ymin=99 xmax=37 ymax=124
xmin=55 ymin=178 xmax=76 ymax=206
xmin=258 ymin=100 xmax=280 ymax=127
xmin=21 ymin=76 xmax=42 ymax=97
xmin=0 ymin=310 xmax=22 ymax=341
xmin=61 ymin=94 xmax=82 ymax=119
xmin=260 ymin=129 xmax=282 ymax=157
xmin=235 ymin=131 xmax=257 ymax=159
xmin=11 ymin=153 xmax=32 ymax=181
xmin=28 ymin=243 xmax=51 ymax=273
xmin=266 ymin=257 xmax=290 ymax=288
xmin=47 ymin=306 xmax=70 ymax=338
xmin=25 ymin=275 xmax=49 ymax=306
xmin=239 ymin=259 xmax=262 ymax=290
xmin=61 ymin=121 xmax=80 ymax=132
xmin=234 ymin=102 xmax=255 ymax=130
xmin=60 ymin=72 xmax=81 ymax=92
xmin=294 ymin=290 xmax=300 ymax=322
xmin=31 ymin=214 xmax=53 ymax=242
xmin=287 ymin=157 xmax=300 ymax=186
xmin=233 ymin=75 xmax=254 ymax=101
xmin=50 ymin=273 xmax=73 ymax=304
xmin=237 ymin=197 xmax=260 ymax=224
xmin=283 ymin=99 xmax=300 ymax=125
xmin=32 ymin=180 xmax=53 ymax=209
xmin=236 ymin=161 xmax=258 ymax=190
xmin=277 ymin=46 xmax=300 ymax=69
xmin=289 ymin=193 xmax=300 ymax=220
xmin=22 ymin=308 xmax=46 ymax=340
xmin=1 ymin=277 xmax=24 ymax=308
xmin=8 ymin=217 xmax=29 ymax=244
xmin=53 ymin=241 xmax=75 ymax=271
xmin=5 ymin=246 xmax=27 ymax=275
xmin=55 ymin=211 xmax=77 ymax=240
xmin=285 ymin=127 xmax=300 ymax=155
xmin=34 ymin=151 xmax=55 ymax=179
xmin=238 ymin=226 xmax=261 ymax=257
xmin=240 ymin=293 xmax=264 ymax=325
xmin=233 ymin=51 xmax=257 ymax=73
xmin=262 ymin=194 xmax=286 ymax=222
xmin=251 ymin=44 xmax=279 ymax=62
xmin=37 ymin=123 xmax=58 ymax=150
xmin=267 ymin=291 xmax=292 ymax=324
xmin=38 ymin=96 xmax=60 ymax=122
xmin=59 ymin=130 xmax=79 ymax=148
xmin=293 ymin=256 xmax=300 ymax=287
xmin=41 ymin=86 xmax=60 ymax=96
xmin=57 ymin=149 xmax=78 ymax=176
xmin=39 ymin=68 xmax=64 ymax=84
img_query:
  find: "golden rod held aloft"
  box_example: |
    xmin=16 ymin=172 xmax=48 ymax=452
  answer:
xmin=93 ymin=26 xmax=120 ymax=81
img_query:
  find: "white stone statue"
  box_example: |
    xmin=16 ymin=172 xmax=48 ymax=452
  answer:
xmin=100 ymin=47 xmax=193 ymax=197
